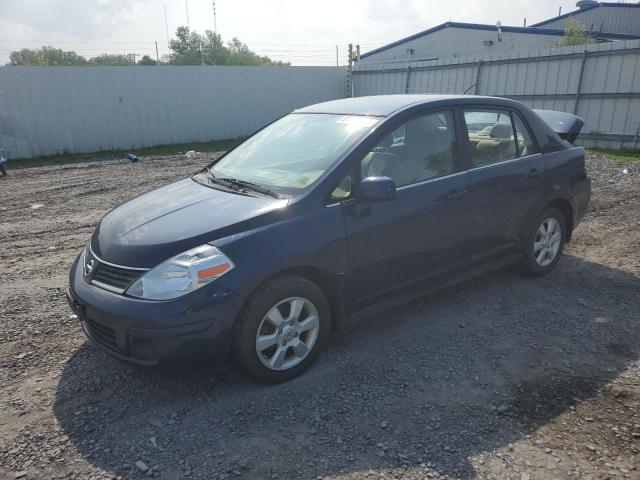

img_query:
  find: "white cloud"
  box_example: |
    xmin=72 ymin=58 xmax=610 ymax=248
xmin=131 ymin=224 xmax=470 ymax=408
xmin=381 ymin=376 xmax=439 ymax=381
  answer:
xmin=0 ymin=0 xmax=579 ymax=64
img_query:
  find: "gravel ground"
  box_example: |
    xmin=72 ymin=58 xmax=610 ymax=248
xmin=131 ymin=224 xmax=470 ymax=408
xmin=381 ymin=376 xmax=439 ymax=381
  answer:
xmin=0 ymin=152 xmax=639 ymax=480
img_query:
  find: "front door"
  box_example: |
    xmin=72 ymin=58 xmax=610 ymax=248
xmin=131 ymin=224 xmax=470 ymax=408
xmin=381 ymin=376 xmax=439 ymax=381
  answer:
xmin=340 ymin=109 xmax=473 ymax=310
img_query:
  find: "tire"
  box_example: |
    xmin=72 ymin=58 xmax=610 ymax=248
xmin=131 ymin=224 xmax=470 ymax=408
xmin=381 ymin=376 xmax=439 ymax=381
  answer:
xmin=234 ymin=274 xmax=331 ymax=384
xmin=519 ymin=206 xmax=566 ymax=277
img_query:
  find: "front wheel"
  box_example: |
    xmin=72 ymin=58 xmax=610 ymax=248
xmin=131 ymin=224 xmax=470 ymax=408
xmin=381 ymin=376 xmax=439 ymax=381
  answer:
xmin=519 ymin=206 xmax=566 ymax=276
xmin=234 ymin=274 xmax=331 ymax=384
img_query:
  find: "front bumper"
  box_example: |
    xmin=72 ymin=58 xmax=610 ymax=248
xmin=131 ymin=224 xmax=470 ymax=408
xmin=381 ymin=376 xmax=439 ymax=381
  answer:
xmin=67 ymin=255 xmax=245 ymax=368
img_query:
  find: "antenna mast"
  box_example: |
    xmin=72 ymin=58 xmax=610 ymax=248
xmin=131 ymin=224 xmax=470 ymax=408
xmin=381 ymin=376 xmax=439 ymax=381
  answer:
xmin=164 ymin=5 xmax=170 ymax=47
xmin=213 ymin=1 xmax=218 ymax=33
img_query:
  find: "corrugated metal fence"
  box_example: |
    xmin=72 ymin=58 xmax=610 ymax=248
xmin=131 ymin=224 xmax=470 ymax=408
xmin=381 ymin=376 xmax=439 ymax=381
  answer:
xmin=0 ymin=66 xmax=347 ymax=159
xmin=353 ymin=40 xmax=640 ymax=148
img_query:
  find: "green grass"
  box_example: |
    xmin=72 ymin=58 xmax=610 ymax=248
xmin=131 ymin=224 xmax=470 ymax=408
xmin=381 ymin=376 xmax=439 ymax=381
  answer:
xmin=587 ymin=148 xmax=640 ymax=164
xmin=5 ymin=139 xmax=240 ymax=170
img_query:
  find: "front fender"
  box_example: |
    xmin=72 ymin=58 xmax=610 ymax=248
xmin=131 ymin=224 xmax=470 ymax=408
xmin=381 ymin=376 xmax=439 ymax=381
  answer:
xmin=214 ymin=205 xmax=348 ymax=299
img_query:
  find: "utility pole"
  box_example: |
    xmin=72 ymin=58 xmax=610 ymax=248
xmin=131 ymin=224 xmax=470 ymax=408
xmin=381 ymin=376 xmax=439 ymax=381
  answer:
xmin=347 ymin=43 xmax=353 ymax=98
xmin=200 ymin=41 xmax=205 ymax=65
xmin=335 ymin=45 xmax=339 ymax=66
xmin=186 ymin=0 xmax=190 ymax=29
xmin=155 ymin=41 xmax=160 ymax=65
xmin=356 ymin=45 xmax=360 ymax=62
xmin=212 ymin=0 xmax=218 ymax=33
xmin=164 ymin=5 xmax=170 ymax=47
xmin=558 ymin=6 xmax=562 ymax=17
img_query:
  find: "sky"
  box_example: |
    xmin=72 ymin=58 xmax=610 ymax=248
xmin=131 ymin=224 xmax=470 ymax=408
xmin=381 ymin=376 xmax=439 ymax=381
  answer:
xmin=0 ymin=0 xmax=586 ymax=65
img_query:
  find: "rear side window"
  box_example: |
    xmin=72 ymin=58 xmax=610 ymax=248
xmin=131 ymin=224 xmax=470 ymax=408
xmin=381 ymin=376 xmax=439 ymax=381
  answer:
xmin=464 ymin=110 xmax=517 ymax=167
xmin=512 ymin=113 xmax=539 ymax=157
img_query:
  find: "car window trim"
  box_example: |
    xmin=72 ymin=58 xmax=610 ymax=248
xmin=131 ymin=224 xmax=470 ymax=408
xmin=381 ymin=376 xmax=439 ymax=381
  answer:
xmin=396 ymin=169 xmax=468 ymax=192
xmin=466 ymin=152 xmax=543 ymax=172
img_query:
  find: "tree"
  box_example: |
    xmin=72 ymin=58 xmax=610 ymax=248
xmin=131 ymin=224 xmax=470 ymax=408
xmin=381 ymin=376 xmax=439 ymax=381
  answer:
xmin=138 ymin=55 xmax=157 ymax=66
xmin=226 ymin=37 xmax=288 ymax=66
xmin=88 ymin=53 xmax=134 ymax=66
xmin=169 ymin=26 xmax=210 ymax=65
xmin=9 ymin=46 xmax=87 ymax=66
xmin=557 ymin=19 xmax=596 ymax=47
xmin=7 ymin=28 xmax=290 ymax=67
xmin=168 ymin=26 xmax=289 ymax=66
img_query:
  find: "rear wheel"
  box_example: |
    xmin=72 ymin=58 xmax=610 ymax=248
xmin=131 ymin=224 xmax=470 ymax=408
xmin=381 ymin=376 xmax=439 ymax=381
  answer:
xmin=519 ymin=206 xmax=566 ymax=276
xmin=234 ymin=274 xmax=331 ymax=384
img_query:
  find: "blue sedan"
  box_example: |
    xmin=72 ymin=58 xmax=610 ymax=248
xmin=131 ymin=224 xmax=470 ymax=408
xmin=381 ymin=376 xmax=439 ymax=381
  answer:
xmin=67 ymin=95 xmax=591 ymax=383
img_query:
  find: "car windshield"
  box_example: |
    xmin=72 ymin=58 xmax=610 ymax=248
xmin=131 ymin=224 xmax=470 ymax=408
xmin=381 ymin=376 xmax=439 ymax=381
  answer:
xmin=206 ymin=113 xmax=380 ymax=195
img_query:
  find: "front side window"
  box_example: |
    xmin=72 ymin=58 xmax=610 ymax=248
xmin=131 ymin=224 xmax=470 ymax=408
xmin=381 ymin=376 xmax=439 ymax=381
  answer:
xmin=330 ymin=174 xmax=353 ymax=201
xmin=464 ymin=110 xmax=518 ymax=167
xmin=208 ymin=113 xmax=380 ymax=195
xmin=361 ymin=110 xmax=457 ymax=188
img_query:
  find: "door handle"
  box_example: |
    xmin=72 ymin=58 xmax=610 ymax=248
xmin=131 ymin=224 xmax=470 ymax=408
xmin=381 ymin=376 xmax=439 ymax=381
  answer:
xmin=445 ymin=189 xmax=467 ymax=201
xmin=526 ymin=168 xmax=543 ymax=178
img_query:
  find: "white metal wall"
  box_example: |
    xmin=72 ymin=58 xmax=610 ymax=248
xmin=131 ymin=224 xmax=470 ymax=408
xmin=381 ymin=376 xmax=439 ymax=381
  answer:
xmin=358 ymin=27 xmax=568 ymax=65
xmin=354 ymin=40 xmax=640 ymax=148
xmin=0 ymin=66 xmax=347 ymax=159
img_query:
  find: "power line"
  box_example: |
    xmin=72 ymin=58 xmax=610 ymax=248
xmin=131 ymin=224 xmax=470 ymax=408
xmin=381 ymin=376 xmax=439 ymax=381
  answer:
xmin=0 ymin=39 xmax=345 ymax=49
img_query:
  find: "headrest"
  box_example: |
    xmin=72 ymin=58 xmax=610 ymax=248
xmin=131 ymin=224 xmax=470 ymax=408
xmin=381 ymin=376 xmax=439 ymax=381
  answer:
xmin=489 ymin=123 xmax=513 ymax=139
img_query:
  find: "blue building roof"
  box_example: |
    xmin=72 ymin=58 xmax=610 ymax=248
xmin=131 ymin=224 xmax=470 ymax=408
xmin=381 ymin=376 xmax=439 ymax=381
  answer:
xmin=531 ymin=2 xmax=640 ymax=28
xmin=360 ymin=20 xmax=640 ymax=60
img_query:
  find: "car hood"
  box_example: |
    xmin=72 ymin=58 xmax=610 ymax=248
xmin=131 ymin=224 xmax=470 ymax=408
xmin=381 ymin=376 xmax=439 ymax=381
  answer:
xmin=92 ymin=178 xmax=288 ymax=268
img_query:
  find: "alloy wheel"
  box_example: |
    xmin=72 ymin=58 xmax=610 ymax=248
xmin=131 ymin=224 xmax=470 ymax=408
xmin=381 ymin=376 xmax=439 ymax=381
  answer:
xmin=533 ymin=217 xmax=562 ymax=267
xmin=255 ymin=297 xmax=320 ymax=371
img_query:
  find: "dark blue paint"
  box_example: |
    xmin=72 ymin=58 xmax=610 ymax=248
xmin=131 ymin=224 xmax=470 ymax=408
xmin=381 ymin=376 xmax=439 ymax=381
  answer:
xmin=93 ymin=178 xmax=288 ymax=267
xmin=359 ymin=176 xmax=397 ymax=201
xmin=342 ymin=171 xmax=473 ymax=311
xmin=68 ymin=95 xmax=591 ymax=369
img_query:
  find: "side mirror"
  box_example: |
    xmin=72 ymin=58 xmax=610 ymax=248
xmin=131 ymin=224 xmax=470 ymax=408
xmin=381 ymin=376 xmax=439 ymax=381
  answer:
xmin=359 ymin=176 xmax=396 ymax=201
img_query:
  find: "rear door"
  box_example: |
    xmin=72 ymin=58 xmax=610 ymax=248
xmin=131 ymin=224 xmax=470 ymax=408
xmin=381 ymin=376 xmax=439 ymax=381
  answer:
xmin=338 ymin=109 xmax=474 ymax=310
xmin=462 ymin=109 xmax=546 ymax=259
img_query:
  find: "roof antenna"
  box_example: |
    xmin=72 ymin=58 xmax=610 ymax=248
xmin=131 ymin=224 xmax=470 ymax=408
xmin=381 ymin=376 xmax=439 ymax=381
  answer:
xmin=461 ymin=81 xmax=479 ymax=95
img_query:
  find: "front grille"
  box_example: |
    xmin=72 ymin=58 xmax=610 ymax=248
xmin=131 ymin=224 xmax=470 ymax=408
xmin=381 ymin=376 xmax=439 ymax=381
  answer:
xmin=85 ymin=318 xmax=118 ymax=351
xmin=92 ymin=262 xmax=142 ymax=291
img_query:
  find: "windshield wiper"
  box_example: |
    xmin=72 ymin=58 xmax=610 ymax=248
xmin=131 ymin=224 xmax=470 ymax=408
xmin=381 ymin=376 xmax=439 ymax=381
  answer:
xmin=217 ymin=177 xmax=281 ymax=199
xmin=204 ymin=168 xmax=281 ymax=198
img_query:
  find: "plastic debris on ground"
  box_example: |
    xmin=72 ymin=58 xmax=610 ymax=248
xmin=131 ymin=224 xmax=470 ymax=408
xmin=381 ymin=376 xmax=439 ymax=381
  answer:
xmin=0 ymin=147 xmax=9 ymax=176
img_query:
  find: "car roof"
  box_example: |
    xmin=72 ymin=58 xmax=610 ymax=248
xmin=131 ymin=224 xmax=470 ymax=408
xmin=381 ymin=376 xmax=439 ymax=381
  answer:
xmin=295 ymin=94 xmax=522 ymax=117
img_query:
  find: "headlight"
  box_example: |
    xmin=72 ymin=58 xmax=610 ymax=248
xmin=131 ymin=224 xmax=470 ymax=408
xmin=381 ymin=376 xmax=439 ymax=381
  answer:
xmin=126 ymin=244 xmax=234 ymax=300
